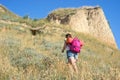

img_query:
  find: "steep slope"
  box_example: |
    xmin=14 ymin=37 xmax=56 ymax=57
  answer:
xmin=0 ymin=4 xmax=20 ymax=20
xmin=0 ymin=24 xmax=120 ymax=80
xmin=0 ymin=5 xmax=120 ymax=80
xmin=47 ymin=6 xmax=117 ymax=49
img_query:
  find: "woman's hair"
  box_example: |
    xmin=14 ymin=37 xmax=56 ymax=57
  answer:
xmin=65 ymin=33 xmax=72 ymax=38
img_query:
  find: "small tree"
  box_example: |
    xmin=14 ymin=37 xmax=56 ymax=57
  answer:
xmin=23 ymin=15 xmax=29 ymax=19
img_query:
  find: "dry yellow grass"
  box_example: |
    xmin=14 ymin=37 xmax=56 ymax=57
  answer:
xmin=0 ymin=5 xmax=120 ymax=79
xmin=0 ymin=20 xmax=120 ymax=80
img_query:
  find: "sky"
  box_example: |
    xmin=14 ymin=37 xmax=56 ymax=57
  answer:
xmin=0 ymin=0 xmax=120 ymax=49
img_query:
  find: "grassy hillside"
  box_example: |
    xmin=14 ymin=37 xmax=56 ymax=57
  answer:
xmin=0 ymin=5 xmax=120 ymax=80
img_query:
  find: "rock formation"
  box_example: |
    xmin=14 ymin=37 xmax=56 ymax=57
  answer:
xmin=47 ymin=6 xmax=117 ymax=48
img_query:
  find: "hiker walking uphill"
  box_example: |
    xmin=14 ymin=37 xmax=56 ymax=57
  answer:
xmin=62 ymin=33 xmax=83 ymax=75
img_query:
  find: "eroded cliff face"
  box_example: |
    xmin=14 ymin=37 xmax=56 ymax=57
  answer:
xmin=47 ymin=6 xmax=117 ymax=48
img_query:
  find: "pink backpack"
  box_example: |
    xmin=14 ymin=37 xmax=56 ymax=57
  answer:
xmin=70 ymin=37 xmax=83 ymax=53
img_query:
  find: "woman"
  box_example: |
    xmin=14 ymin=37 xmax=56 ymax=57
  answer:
xmin=62 ymin=33 xmax=78 ymax=74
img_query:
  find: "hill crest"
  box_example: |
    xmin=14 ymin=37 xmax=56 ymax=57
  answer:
xmin=0 ymin=4 xmax=8 ymax=13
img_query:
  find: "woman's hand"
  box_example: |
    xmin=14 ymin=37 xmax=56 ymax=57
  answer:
xmin=62 ymin=50 xmax=64 ymax=53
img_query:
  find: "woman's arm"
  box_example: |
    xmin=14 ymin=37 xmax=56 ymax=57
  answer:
xmin=62 ymin=41 xmax=66 ymax=53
